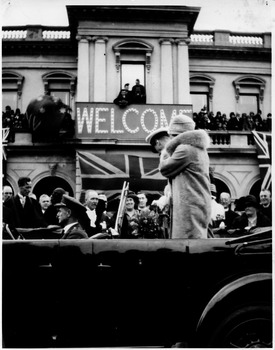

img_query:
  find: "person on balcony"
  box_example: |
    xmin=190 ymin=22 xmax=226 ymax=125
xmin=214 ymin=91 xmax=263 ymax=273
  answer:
xmin=113 ymin=83 xmax=132 ymax=107
xmin=131 ymin=79 xmax=146 ymax=104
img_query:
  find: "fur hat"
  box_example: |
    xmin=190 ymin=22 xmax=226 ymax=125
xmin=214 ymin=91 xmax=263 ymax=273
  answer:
xmin=168 ymin=115 xmax=195 ymax=135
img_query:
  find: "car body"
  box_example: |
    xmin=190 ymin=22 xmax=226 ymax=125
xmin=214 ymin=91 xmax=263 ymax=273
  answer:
xmin=2 ymin=227 xmax=272 ymax=348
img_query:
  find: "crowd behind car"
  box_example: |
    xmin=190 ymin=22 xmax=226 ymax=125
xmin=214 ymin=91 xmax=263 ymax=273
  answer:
xmin=2 ymin=176 xmax=272 ymax=240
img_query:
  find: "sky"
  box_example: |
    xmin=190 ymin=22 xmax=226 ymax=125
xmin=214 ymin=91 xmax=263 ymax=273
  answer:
xmin=1 ymin=0 xmax=274 ymax=32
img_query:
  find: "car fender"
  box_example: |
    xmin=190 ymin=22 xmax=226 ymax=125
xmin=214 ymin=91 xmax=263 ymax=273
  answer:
xmin=196 ymin=272 xmax=272 ymax=331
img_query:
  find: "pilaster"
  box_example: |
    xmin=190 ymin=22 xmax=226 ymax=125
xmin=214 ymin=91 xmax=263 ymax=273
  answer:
xmin=159 ymin=38 xmax=174 ymax=104
xmin=76 ymin=35 xmax=92 ymax=101
xmin=175 ymin=38 xmax=192 ymax=105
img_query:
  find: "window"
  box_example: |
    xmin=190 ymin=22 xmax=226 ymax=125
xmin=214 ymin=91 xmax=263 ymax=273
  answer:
xmin=2 ymin=71 xmax=24 ymax=111
xmin=191 ymin=93 xmax=208 ymax=114
xmin=233 ymin=75 xmax=265 ymax=113
xmin=238 ymin=94 xmax=259 ymax=114
xmin=121 ymin=63 xmax=145 ymax=90
xmin=42 ymin=71 xmax=77 ymax=109
xmin=113 ymin=39 xmax=153 ymax=90
xmin=190 ymin=74 xmax=215 ymax=113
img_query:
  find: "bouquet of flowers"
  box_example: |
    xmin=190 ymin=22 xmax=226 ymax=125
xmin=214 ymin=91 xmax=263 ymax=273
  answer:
xmin=138 ymin=208 xmax=160 ymax=238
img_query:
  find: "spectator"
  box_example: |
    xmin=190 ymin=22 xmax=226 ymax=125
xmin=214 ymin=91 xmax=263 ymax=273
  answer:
xmin=55 ymin=194 xmax=88 ymax=239
xmin=137 ymin=192 xmax=150 ymax=213
xmin=82 ymin=189 xmax=105 ymax=237
xmin=219 ymin=192 xmax=239 ymax=229
xmin=231 ymin=195 xmax=271 ymax=231
xmin=119 ymin=192 xmax=140 ymax=238
xmin=113 ymin=83 xmax=132 ymax=107
xmin=131 ymin=79 xmax=146 ymax=104
xmin=159 ymin=114 xmax=211 ymax=239
xmin=242 ymin=113 xmax=255 ymax=131
xmin=227 ymin=112 xmax=242 ymax=131
xmin=210 ymin=184 xmax=225 ymax=228
xmin=97 ymin=193 xmax=113 ymax=232
xmin=44 ymin=187 xmax=66 ymax=225
xmin=259 ymin=188 xmax=272 ymax=223
xmin=254 ymin=113 xmax=263 ymax=131
xmin=4 ymin=176 xmax=47 ymax=228
xmin=262 ymin=113 xmax=272 ymax=131
xmin=39 ymin=194 xmax=51 ymax=214
xmin=2 ymin=185 xmax=13 ymax=203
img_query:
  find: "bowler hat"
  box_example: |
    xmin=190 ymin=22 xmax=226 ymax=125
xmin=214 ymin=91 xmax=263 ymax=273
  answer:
xmin=244 ymin=195 xmax=259 ymax=208
xmin=168 ymin=114 xmax=195 ymax=135
xmin=55 ymin=194 xmax=87 ymax=215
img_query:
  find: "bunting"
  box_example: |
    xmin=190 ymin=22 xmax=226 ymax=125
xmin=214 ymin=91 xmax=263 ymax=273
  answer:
xmin=252 ymin=131 xmax=272 ymax=190
xmin=77 ymin=151 xmax=167 ymax=199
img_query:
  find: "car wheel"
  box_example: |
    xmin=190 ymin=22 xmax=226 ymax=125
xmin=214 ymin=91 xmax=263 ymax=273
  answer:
xmin=204 ymin=304 xmax=272 ymax=348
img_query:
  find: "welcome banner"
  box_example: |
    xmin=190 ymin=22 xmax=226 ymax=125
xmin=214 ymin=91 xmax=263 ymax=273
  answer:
xmin=75 ymin=102 xmax=192 ymax=140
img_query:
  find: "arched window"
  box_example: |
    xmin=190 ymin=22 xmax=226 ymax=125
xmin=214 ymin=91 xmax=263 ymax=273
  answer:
xmin=2 ymin=71 xmax=24 ymax=111
xmin=233 ymin=75 xmax=266 ymax=114
xmin=112 ymin=39 xmax=153 ymax=89
xmin=42 ymin=71 xmax=77 ymax=109
xmin=190 ymin=74 xmax=215 ymax=113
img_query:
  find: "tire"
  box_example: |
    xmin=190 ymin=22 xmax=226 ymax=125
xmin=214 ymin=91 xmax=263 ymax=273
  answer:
xmin=204 ymin=304 xmax=272 ymax=348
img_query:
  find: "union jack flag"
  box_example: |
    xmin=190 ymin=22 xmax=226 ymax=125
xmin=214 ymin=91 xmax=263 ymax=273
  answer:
xmin=77 ymin=151 xmax=167 ymax=199
xmin=252 ymin=131 xmax=272 ymax=191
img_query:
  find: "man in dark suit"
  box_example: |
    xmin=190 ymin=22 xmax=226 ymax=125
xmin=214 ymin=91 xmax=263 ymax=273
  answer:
xmin=219 ymin=192 xmax=239 ymax=229
xmin=55 ymin=194 xmax=88 ymax=239
xmin=4 ymin=176 xmax=47 ymax=229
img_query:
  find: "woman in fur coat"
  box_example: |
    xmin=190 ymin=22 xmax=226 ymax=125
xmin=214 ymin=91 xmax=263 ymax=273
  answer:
xmin=159 ymin=115 xmax=211 ymax=239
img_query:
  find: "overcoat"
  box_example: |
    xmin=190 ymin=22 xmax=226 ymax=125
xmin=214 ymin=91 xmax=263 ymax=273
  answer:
xmin=159 ymin=129 xmax=211 ymax=239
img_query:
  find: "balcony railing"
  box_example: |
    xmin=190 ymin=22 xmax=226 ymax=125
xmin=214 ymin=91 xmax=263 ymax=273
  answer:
xmin=4 ymin=128 xmax=256 ymax=151
xmin=1 ymin=26 xmax=271 ymax=49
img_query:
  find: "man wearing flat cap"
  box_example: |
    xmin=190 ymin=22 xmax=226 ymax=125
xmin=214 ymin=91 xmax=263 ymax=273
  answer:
xmin=55 ymin=194 xmax=88 ymax=239
xmin=231 ymin=194 xmax=271 ymax=231
xmin=159 ymin=114 xmax=212 ymax=239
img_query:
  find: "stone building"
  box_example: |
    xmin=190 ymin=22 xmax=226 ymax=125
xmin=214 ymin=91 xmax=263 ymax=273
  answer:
xmin=2 ymin=5 xmax=272 ymax=204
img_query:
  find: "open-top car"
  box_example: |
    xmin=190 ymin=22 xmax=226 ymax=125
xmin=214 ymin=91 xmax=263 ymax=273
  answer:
xmin=2 ymin=226 xmax=272 ymax=348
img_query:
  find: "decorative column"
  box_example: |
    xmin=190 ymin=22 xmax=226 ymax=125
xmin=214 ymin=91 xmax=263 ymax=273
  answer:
xmin=93 ymin=36 xmax=108 ymax=102
xmin=76 ymin=35 xmax=91 ymax=101
xmin=176 ymin=38 xmax=192 ymax=105
xmin=159 ymin=38 xmax=174 ymax=104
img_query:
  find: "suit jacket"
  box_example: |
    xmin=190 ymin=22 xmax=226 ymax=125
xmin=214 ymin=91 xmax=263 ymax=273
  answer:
xmin=224 ymin=208 xmax=239 ymax=228
xmin=4 ymin=194 xmax=47 ymax=228
xmin=62 ymin=222 xmax=88 ymax=239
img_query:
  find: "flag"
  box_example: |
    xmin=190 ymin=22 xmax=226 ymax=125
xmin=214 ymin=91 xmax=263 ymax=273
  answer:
xmin=252 ymin=131 xmax=272 ymax=190
xmin=77 ymin=151 xmax=167 ymax=199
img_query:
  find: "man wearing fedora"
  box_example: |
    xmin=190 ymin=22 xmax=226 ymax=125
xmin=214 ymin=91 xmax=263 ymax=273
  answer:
xmin=231 ymin=194 xmax=271 ymax=231
xmin=55 ymin=194 xmax=88 ymax=239
xmin=159 ymin=114 xmax=212 ymax=239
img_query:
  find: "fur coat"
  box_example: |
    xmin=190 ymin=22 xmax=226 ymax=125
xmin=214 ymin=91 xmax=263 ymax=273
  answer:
xmin=159 ymin=129 xmax=211 ymax=239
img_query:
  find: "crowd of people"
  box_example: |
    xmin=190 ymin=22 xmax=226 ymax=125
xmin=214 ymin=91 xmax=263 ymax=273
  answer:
xmin=2 ymin=173 xmax=271 ymax=241
xmin=193 ymin=108 xmax=271 ymax=132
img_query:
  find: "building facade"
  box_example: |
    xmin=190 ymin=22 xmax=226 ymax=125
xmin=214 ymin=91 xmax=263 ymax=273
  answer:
xmin=2 ymin=5 xmax=272 ymax=203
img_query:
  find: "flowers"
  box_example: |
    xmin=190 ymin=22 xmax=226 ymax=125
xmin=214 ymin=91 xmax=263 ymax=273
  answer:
xmin=138 ymin=208 xmax=160 ymax=238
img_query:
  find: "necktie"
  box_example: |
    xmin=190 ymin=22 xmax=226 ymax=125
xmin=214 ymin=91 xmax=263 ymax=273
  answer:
xmin=21 ymin=196 xmax=26 ymax=207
